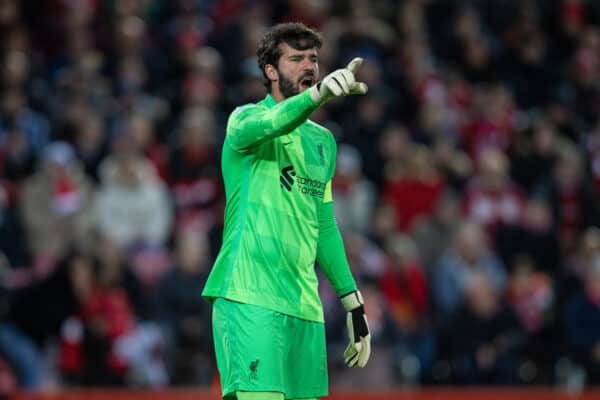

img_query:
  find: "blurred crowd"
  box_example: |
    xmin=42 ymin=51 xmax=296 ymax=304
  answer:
xmin=2 ymin=0 xmax=600 ymax=393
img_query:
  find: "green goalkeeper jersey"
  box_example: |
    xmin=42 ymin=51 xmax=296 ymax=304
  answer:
xmin=202 ymin=90 xmax=356 ymax=322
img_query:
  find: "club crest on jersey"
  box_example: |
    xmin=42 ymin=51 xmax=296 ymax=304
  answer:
xmin=249 ymin=359 xmax=259 ymax=380
xmin=280 ymin=165 xmax=326 ymax=198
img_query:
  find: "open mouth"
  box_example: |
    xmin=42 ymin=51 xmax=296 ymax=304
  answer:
xmin=299 ymin=77 xmax=314 ymax=89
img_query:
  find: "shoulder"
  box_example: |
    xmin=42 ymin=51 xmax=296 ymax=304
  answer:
xmin=231 ymin=102 xmax=263 ymax=116
xmin=229 ymin=100 xmax=270 ymax=118
xmin=306 ymin=119 xmax=336 ymax=148
xmin=305 ymin=119 xmax=332 ymax=136
xmin=227 ymin=102 xmax=268 ymax=132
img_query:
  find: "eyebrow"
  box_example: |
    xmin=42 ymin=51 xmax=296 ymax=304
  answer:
xmin=287 ymin=53 xmax=318 ymax=60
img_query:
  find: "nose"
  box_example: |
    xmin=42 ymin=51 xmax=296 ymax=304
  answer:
xmin=301 ymin=58 xmax=316 ymax=72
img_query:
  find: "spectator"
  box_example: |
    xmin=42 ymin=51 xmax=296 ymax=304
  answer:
xmin=461 ymin=85 xmax=517 ymax=160
xmin=340 ymin=231 xmax=386 ymax=285
xmin=411 ymin=190 xmax=461 ymax=276
xmin=563 ymin=256 xmax=600 ymax=383
xmin=0 ymin=0 xmax=19 ymax=29
xmin=561 ymin=228 xmax=600 ymax=305
xmin=92 ymin=235 xmax=146 ymax=320
xmin=461 ymin=148 xmax=525 ymax=234
xmin=506 ymin=255 xmax=557 ymax=383
xmin=157 ymin=230 xmax=213 ymax=385
xmin=0 ymin=253 xmax=42 ymax=391
xmin=534 ymin=143 xmax=599 ymax=254
xmin=6 ymin=249 xmax=83 ymax=353
xmin=495 ymin=197 xmax=561 ymax=276
xmin=376 ymin=123 xmax=411 ymax=189
xmin=383 ymin=144 xmax=445 ymax=232
xmin=499 ymin=27 xmax=554 ymax=109
xmin=167 ymin=107 xmax=222 ymax=234
xmin=443 ymin=272 xmax=525 ymax=384
xmin=0 ymin=124 xmax=36 ymax=185
xmin=509 ymin=119 xmax=560 ymax=194
xmin=118 ymin=114 xmax=168 ymax=181
xmin=59 ymin=251 xmax=167 ymax=387
xmin=568 ymin=46 xmax=600 ymax=128
xmin=0 ymin=182 xmax=27 ymax=266
xmin=112 ymin=54 xmax=169 ymax=122
xmin=379 ymin=234 xmax=435 ymax=383
xmin=458 ymin=33 xmax=496 ymax=84
xmin=58 ymin=252 xmax=130 ymax=386
xmin=341 ymin=92 xmax=391 ymax=185
xmin=180 ymin=46 xmax=224 ymax=111
xmin=332 ymin=144 xmax=375 ymax=235
xmin=73 ymin=113 xmax=109 ymax=183
xmin=95 ymin=150 xmax=172 ymax=249
xmin=0 ymin=88 xmax=50 ymax=154
xmin=432 ymin=221 xmax=507 ymax=319
xmin=430 ymin=136 xmax=472 ymax=191
xmin=21 ymin=141 xmax=95 ymax=264
xmin=369 ymin=202 xmax=397 ymax=249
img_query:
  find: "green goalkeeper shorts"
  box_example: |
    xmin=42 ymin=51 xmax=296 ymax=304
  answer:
xmin=212 ymin=297 xmax=328 ymax=399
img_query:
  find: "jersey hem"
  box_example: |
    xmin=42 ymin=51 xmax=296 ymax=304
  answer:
xmin=202 ymin=291 xmax=325 ymax=323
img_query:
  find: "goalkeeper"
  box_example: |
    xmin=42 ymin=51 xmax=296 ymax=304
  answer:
xmin=202 ymin=22 xmax=371 ymax=400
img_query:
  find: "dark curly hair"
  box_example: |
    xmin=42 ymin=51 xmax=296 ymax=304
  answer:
xmin=257 ymin=22 xmax=323 ymax=90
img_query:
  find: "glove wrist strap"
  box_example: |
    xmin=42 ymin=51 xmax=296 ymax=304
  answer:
xmin=309 ymin=84 xmax=324 ymax=103
xmin=341 ymin=290 xmax=364 ymax=312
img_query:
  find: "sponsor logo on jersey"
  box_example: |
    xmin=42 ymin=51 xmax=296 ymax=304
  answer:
xmin=280 ymin=165 xmax=296 ymax=191
xmin=280 ymin=165 xmax=326 ymax=198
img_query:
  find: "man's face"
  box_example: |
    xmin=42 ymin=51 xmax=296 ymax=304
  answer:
xmin=274 ymin=42 xmax=319 ymax=98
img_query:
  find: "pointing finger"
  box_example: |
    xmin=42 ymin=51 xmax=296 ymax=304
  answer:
xmin=346 ymin=57 xmax=363 ymax=74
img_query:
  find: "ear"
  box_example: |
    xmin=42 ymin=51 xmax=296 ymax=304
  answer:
xmin=265 ymin=64 xmax=278 ymax=82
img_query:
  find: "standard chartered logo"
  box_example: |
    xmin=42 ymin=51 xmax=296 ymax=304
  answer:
xmin=280 ymin=165 xmax=296 ymax=191
xmin=280 ymin=165 xmax=325 ymax=198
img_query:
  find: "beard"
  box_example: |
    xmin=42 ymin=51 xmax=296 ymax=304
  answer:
xmin=278 ymin=71 xmax=300 ymax=99
xmin=277 ymin=69 xmax=315 ymax=99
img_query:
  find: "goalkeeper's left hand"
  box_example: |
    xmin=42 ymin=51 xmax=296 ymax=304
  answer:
xmin=340 ymin=290 xmax=371 ymax=368
xmin=309 ymin=57 xmax=368 ymax=104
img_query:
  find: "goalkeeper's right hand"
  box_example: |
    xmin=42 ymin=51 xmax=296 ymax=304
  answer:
xmin=310 ymin=57 xmax=368 ymax=104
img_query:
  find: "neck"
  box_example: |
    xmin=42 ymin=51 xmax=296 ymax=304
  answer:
xmin=271 ymin=87 xmax=285 ymax=102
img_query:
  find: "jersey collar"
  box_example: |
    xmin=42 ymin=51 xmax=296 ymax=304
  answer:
xmin=264 ymin=93 xmax=277 ymax=108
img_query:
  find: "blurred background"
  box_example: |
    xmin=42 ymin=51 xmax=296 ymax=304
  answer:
xmin=3 ymin=0 xmax=600 ymax=397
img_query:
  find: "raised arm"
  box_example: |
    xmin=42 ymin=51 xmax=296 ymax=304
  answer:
xmin=227 ymin=90 xmax=319 ymax=152
xmin=228 ymin=57 xmax=368 ymax=152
